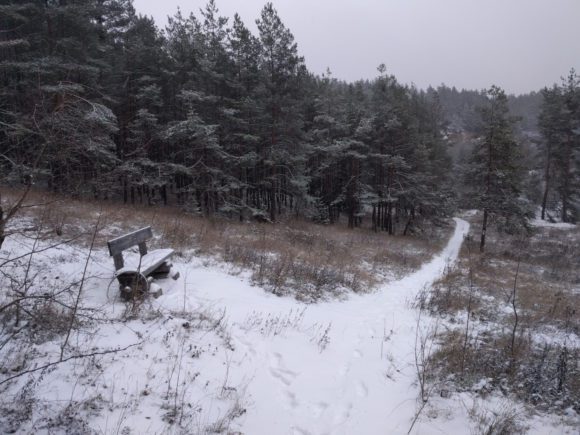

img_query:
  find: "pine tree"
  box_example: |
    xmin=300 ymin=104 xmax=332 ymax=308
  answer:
xmin=0 ymin=1 xmax=483 ymax=232
xmin=306 ymin=69 xmax=349 ymax=223
xmin=162 ymin=90 xmax=224 ymax=215
xmin=538 ymin=85 xmax=564 ymax=220
xmin=225 ymin=13 xmax=263 ymax=219
xmin=555 ymin=71 xmax=580 ymax=222
xmin=538 ymin=70 xmax=580 ymax=223
xmin=465 ymin=86 xmax=531 ymax=252
xmin=255 ymin=2 xmax=306 ymax=221
xmin=367 ymin=66 xmax=414 ymax=234
xmin=0 ymin=0 xmax=120 ymax=194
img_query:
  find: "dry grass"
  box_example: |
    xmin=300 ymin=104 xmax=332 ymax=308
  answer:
xmin=425 ymin=212 xmax=580 ymax=415
xmin=468 ymin=400 xmax=527 ymax=435
xmin=419 ymin=264 xmax=483 ymax=317
xmin=424 ymin=209 xmax=580 ymax=333
xmin=432 ymin=328 xmax=579 ymax=414
xmin=2 ymin=187 xmax=452 ymax=301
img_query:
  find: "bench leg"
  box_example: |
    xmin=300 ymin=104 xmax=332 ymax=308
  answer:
xmin=117 ymin=272 xmax=149 ymax=301
xmin=150 ymin=261 xmax=171 ymax=279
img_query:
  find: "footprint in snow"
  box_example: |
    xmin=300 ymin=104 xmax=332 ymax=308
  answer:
xmin=337 ymin=363 xmax=350 ymax=377
xmin=235 ymin=335 xmax=257 ymax=357
xmin=353 ymin=349 xmax=363 ymax=359
xmin=355 ymin=381 xmax=368 ymax=398
xmin=333 ymin=402 xmax=353 ymax=425
xmin=291 ymin=427 xmax=312 ymax=435
xmin=312 ymin=401 xmax=329 ymax=418
xmin=284 ymin=390 xmax=299 ymax=409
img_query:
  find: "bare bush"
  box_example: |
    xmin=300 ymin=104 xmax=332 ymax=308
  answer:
xmin=424 ymin=217 xmax=580 ymax=418
xmin=468 ymin=400 xmax=527 ymax=435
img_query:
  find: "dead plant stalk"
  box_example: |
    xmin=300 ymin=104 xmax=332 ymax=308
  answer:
xmin=60 ymin=211 xmax=102 ymax=361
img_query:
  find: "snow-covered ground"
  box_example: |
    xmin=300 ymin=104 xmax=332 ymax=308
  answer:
xmin=530 ymin=218 xmax=576 ymax=230
xmin=174 ymin=217 xmax=468 ymax=434
xmin=1 ymin=218 xmax=577 ymax=434
xmin=530 ymin=209 xmax=577 ymax=229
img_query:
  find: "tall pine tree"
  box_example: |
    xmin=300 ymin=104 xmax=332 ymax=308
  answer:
xmin=465 ymin=86 xmax=531 ymax=252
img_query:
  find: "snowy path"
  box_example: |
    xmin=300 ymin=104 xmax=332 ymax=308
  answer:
xmin=171 ymin=218 xmax=470 ymax=434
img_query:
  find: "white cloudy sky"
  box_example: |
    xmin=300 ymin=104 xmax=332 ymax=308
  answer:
xmin=132 ymin=0 xmax=580 ymax=94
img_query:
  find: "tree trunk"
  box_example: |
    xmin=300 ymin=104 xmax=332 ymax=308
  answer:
xmin=403 ymin=208 xmax=414 ymax=236
xmin=162 ymin=185 xmax=167 ymax=206
xmin=123 ymin=177 xmax=128 ymax=204
xmin=0 ymin=207 xmax=5 ymax=249
xmin=387 ymin=202 xmax=393 ymax=235
xmin=561 ymin=142 xmax=571 ymax=222
xmin=269 ymin=188 xmax=275 ymax=222
xmin=541 ymin=142 xmax=552 ymax=220
xmin=480 ymin=208 xmax=488 ymax=252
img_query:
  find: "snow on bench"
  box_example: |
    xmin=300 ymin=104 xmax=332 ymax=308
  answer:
xmin=115 ymin=248 xmax=175 ymax=277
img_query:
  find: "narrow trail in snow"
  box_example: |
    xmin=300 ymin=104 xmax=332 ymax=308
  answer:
xmin=228 ymin=218 xmax=470 ymax=434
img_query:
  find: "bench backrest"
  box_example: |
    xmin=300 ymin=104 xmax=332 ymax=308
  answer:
xmin=107 ymin=226 xmax=153 ymax=270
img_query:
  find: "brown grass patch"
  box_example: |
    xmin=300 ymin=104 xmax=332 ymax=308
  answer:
xmin=425 ymin=211 xmax=580 ymax=416
xmin=429 ymin=218 xmax=580 ymax=332
xmin=2 ymin=187 xmax=452 ymax=301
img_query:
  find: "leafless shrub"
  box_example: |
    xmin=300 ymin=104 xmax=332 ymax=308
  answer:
xmin=203 ymin=398 xmax=246 ymax=434
xmin=468 ymin=401 xmax=527 ymax=435
xmin=0 ymin=375 xmax=38 ymax=433
xmin=32 ymin=397 xmax=103 ymax=434
xmin=423 ymin=213 xmax=579 ymax=423
xmin=240 ymin=308 xmax=306 ymax=337
xmin=310 ymin=322 xmax=332 ymax=352
xmin=431 ymin=326 xmax=580 ymax=413
xmin=408 ymin=307 xmax=440 ymax=434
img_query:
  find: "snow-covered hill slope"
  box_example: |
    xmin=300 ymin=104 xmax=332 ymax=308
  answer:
xmin=1 ymin=217 xmax=575 ymax=434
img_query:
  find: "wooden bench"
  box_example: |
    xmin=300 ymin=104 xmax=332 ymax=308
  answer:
xmin=107 ymin=226 xmax=179 ymax=299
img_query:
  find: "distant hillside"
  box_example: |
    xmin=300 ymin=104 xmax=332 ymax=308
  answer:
xmin=429 ymin=85 xmax=542 ymax=135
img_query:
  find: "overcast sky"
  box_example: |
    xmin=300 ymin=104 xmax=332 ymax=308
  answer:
xmin=132 ymin=0 xmax=580 ymax=95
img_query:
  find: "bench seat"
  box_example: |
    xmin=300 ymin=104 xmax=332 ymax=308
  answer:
xmin=115 ymin=248 xmax=174 ymax=277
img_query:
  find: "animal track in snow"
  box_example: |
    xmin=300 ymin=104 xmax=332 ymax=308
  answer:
xmin=269 ymin=369 xmax=287 ymax=386
xmin=269 ymin=366 xmax=298 ymax=386
xmin=269 ymin=352 xmax=298 ymax=387
xmin=353 ymin=349 xmax=363 ymax=359
xmin=284 ymin=390 xmax=299 ymax=409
